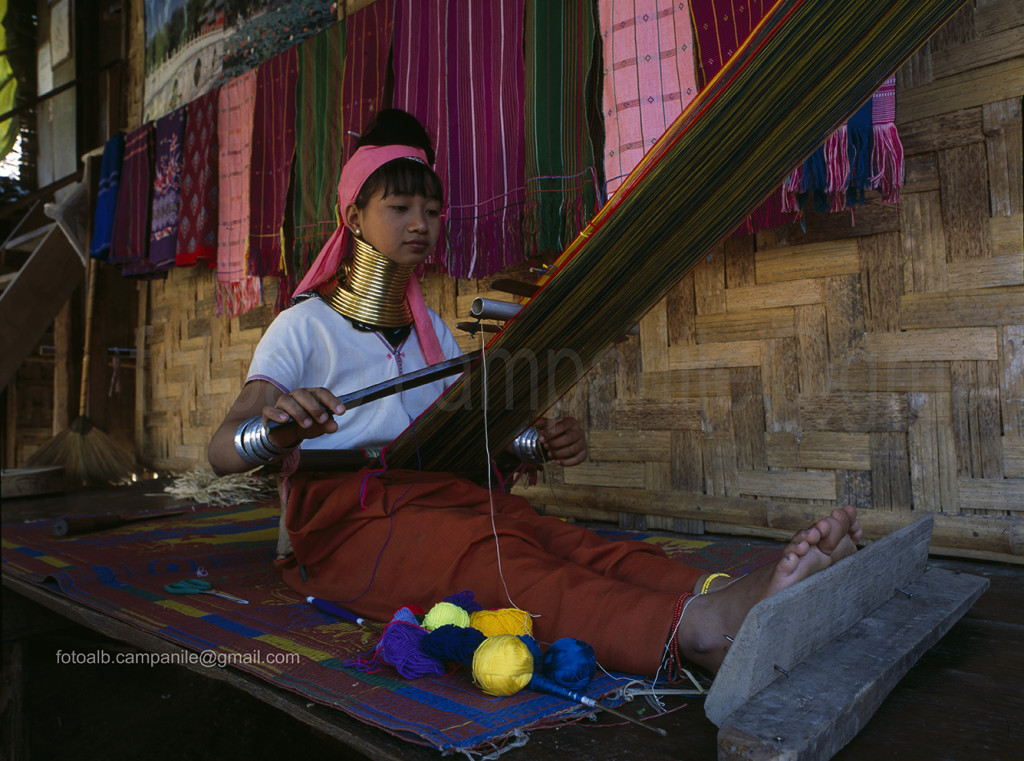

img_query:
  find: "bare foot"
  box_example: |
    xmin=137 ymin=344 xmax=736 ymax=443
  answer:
xmin=677 ymin=506 xmax=861 ymax=674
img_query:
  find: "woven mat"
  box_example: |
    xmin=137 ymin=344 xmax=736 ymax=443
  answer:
xmin=1 ymin=502 xmax=781 ymax=755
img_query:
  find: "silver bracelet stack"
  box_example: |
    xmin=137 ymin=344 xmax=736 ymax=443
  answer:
xmin=510 ymin=426 xmax=545 ymax=463
xmin=233 ymin=416 xmax=295 ymax=466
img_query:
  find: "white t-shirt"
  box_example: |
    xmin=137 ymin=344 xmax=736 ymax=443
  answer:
xmin=246 ymin=297 xmax=463 ymax=450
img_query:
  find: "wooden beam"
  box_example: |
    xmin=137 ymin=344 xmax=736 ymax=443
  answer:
xmin=706 ymin=516 xmax=936 ymax=725
xmin=0 ymin=227 xmax=86 ymax=393
xmin=715 ymin=566 xmax=989 ymax=760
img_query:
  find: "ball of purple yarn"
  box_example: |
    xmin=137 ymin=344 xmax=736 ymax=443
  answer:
xmin=422 ymin=624 xmax=486 ymax=667
xmin=541 ymin=638 xmax=596 ymax=690
xmin=377 ymin=622 xmax=446 ymax=678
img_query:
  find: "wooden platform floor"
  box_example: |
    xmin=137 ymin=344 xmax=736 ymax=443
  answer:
xmin=2 ymin=482 xmax=1022 ymax=761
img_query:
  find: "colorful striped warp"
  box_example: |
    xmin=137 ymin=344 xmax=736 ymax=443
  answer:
xmin=248 ymin=46 xmax=298 ymax=279
xmin=524 ymin=0 xmax=601 ymax=254
xmin=144 ymin=106 xmax=185 ymax=275
xmin=176 ymin=87 xmax=219 ymax=269
xmin=393 ymin=0 xmax=526 ymax=278
xmin=691 ymin=0 xmax=904 ymax=229
xmin=88 ymin=131 xmax=124 ymax=260
xmin=383 ymin=0 xmax=969 ymax=473
xmin=216 ymin=69 xmax=262 ymax=317
xmin=291 ymin=23 xmax=346 ymax=297
xmin=598 ymin=0 xmax=699 ymax=197
xmin=109 ymin=123 xmax=153 ymax=274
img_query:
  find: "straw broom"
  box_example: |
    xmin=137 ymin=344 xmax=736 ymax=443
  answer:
xmin=27 ymin=259 xmax=136 ymax=486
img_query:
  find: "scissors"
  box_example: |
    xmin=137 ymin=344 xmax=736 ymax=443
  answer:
xmin=163 ymin=578 xmax=249 ymax=604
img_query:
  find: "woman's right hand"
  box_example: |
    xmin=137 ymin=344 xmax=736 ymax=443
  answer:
xmin=263 ymin=387 xmax=346 ymax=446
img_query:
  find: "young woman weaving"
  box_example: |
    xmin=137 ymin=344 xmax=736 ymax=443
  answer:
xmin=208 ymin=110 xmax=861 ymax=677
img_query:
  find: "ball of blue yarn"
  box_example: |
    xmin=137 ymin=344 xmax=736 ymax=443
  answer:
xmin=422 ymin=624 xmax=486 ymax=667
xmin=541 ymin=638 xmax=596 ymax=690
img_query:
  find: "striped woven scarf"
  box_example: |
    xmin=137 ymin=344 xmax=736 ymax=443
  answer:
xmin=383 ymin=0 xmax=967 ymax=473
xmin=89 ymin=131 xmax=124 ymax=260
xmin=291 ymin=22 xmax=346 ymax=294
xmin=109 ymin=123 xmax=153 ymax=273
xmin=248 ymin=46 xmax=298 ymax=279
xmin=524 ymin=0 xmax=600 ymax=254
xmin=339 ymin=0 xmax=394 ymax=166
xmin=393 ymin=0 xmax=526 ymax=278
xmin=598 ymin=0 xmax=699 ymax=197
xmin=216 ymin=69 xmax=262 ymax=317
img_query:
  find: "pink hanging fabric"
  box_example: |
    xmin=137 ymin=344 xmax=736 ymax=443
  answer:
xmin=216 ymin=69 xmax=262 ymax=317
xmin=598 ymin=0 xmax=699 ymax=197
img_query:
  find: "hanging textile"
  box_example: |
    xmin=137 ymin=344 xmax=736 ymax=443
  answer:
xmin=524 ymin=0 xmax=600 ymax=254
xmin=291 ymin=22 xmax=346 ymax=297
xmin=176 ymin=87 xmax=220 ymax=269
xmin=273 ymin=0 xmax=395 ymax=308
xmin=109 ymin=123 xmax=154 ymax=273
xmin=690 ymin=0 xmax=904 ymax=231
xmin=88 ymin=131 xmax=125 ymax=260
xmin=382 ymin=0 xmax=966 ymax=473
xmin=339 ymin=0 xmax=395 ymax=166
xmin=216 ymin=69 xmax=262 ymax=317
xmin=394 ymin=0 xmax=527 ymax=278
xmin=598 ymin=0 xmax=699 ymax=197
xmin=142 ymin=106 xmax=185 ymax=276
xmin=248 ymin=46 xmax=298 ymax=279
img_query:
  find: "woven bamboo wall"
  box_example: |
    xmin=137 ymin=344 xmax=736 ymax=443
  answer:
xmin=140 ymin=1 xmax=1022 ymax=560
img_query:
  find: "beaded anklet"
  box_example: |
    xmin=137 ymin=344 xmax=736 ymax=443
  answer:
xmin=664 ymin=592 xmax=694 ymax=682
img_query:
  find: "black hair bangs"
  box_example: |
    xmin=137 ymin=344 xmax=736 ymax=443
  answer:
xmin=356 ymin=158 xmax=444 ymax=207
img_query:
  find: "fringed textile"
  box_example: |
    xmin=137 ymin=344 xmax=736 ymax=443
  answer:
xmin=339 ymin=0 xmax=394 ymax=165
xmin=524 ymin=0 xmax=600 ymax=254
xmin=598 ymin=0 xmax=699 ymax=197
xmin=393 ymin=0 xmax=526 ymax=278
xmin=383 ymin=0 xmax=968 ymax=473
xmin=176 ymin=87 xmax=219 ymax=269
xmin=109 ymin=123 xmax=154 ymax=273
xmin=291 ymin=22 xmax=346 ymax=300
xmin=88 ymin=131 xmax=124 ymax=260
xmin=691 ymin=0 xmax=904 ymax=231
xmin=142 ymin=106 xmax=185 ymax=275
xmin=216 ymin=70 xmax=262 ymax=317
xmin=248 ymin=46 xmax=298 ymax=279
xmin=871 ymin=76 xmax=903 ymax=203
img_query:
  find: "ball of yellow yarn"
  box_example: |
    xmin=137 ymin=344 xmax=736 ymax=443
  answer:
xmin=422 ymin=601 xmax=471 ymax=631
xmin=470 ymin=608 xmax=534 ymax=638
xmin=472 ymin=634 xmax=535 ymax=697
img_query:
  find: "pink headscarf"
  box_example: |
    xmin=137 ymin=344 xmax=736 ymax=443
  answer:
xmin=293 ymin=144 xmax=445 ymax=365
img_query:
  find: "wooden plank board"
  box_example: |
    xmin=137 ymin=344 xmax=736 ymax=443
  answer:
xmin=0 ymin=466 xmax=67 ymax=500
xmin=897 ymin=56 xmax=1024 ymax=124
xmin=734 ymin=470 xmax=837 ymax=501
xmin=901 ymin=286 xmax=1024 ymax=329
xmin=765 ymin=432 xmax=871 ymax=471
xmin=716 ymin=566 xmax=990 ymax=761
xmin=947 ymin=252 xmax=1023 ymax=289
xmin=0 ymin=227 xmax=86 ymax=392
xmin=705 ymin=516 xmax=935 ymax=726
xmin=861 ymin=328 xmax=998 ymax=362
xmin=755 ymin=241 xmax=860 ymax=284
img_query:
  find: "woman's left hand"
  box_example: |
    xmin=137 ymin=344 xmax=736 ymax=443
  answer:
xmin=535 ymin=417 xmax=588 ymax=467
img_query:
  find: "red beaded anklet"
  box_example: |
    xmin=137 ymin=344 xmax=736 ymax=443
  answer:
xmin=664 ymin=592 xmax=694 ymax=682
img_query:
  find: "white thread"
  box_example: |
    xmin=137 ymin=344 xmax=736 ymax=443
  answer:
xmin=480 ymin=327 xmax=519 ymax=610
